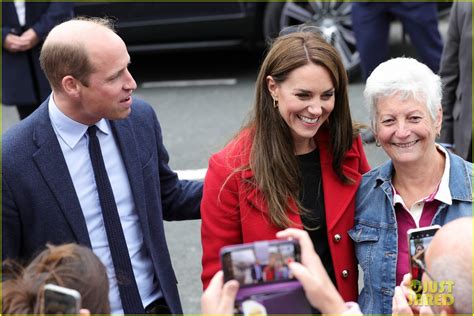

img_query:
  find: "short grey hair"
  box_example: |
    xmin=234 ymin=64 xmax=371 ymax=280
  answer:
xmin=363 ymin=57 xmax=442 ymax=129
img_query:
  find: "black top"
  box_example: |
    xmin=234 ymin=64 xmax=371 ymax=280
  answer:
xmin=296 ymin=149 xmax=337 ymax=287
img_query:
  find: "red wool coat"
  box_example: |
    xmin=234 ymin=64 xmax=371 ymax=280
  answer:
xmin=201 ymin=128 xmax=370 ymax=302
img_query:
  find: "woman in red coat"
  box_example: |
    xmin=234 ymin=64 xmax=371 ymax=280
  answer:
xmin=201 ymin=27 xmax=370 ymax=302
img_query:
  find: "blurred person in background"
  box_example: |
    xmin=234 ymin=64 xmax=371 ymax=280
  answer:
xmin=352 ymin=57 xmax=472 ymax=315
xmin=438 ymin=2 xmax=472 ymax=162
xmin=201 ymin=27 xmax=370 ymax=303
xmin=2 ymin=243 xmax=110 ymax=314
xmin=2 ymin=1 xmax=73 ymax=119
xmin=351 ymin=2 xmax=443 ymax=80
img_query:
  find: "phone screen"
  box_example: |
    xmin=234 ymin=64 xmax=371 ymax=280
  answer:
xmin=221 ymin=240 xmax=300 ymax=287
xmin=407 ymin=225 xmax=440 ymax=283
xmin=43 ymin=284 xmax=81 ymax=314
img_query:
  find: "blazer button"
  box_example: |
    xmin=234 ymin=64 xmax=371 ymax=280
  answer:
xmin=342 ymin=269 xmax=349 ymax=278
xmin=333 ymin=234 xmax=342 ymax=242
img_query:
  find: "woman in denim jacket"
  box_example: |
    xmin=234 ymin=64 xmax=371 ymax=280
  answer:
xmin=350 ymin=57 xmax=472 ymax=315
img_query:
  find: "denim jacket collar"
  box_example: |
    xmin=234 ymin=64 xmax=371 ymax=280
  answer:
xmin=372 ymin=145 xmax=472 ymax=202
xmin=446 ymin=148 xmax=472 ymax=201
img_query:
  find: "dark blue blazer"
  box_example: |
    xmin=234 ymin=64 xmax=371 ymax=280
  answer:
xmin=2 ymin=2 xmax=73 ymax=105
xmin=2 ymin=98 xmax=202 ymax=314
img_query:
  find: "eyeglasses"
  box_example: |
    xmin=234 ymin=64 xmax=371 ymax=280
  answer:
xmin=412 ymin=248 xmax=437 ymax=282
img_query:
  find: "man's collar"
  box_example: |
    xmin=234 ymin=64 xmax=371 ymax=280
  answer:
xmin=48 ymin=94 xmax=110 ymax=149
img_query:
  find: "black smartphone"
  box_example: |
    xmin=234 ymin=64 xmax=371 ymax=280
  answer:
xmin=407 ymin=225 xmax=440 ymax=284
xmin=42 ymin=283 xmax=81 ymax=314
xmin=220 ymin=239 xmax=301 ymax=287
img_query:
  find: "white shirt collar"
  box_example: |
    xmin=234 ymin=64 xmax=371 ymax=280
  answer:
xmin=434 ymin=144 xmax=452 ymax=205
xmin=391 ymin=143 xmax=452 ymax=206
xmin=48 ymin=94 xmax=110 ymax=149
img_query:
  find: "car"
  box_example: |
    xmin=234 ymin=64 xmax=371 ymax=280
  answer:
xmin=74 ymin=1 xmax=452 ymax=77
xmin=74 ymin=2 xmax=264 ymax=52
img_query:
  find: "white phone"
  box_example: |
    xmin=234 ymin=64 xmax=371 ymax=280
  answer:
xmin=42 ymin=283 xmax=81 ymax=314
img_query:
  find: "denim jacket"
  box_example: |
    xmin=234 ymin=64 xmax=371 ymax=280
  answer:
xmin=349 ymin=149 xmax=472 ymax=315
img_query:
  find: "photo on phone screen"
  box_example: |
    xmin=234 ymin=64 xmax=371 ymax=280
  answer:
xmin=221 ymin=240 xmax=300 ymax=287
xmin=407 ymin=225 xmax=440 ymax=283
xmin=43 ymin=284 xmax=81 ymax=314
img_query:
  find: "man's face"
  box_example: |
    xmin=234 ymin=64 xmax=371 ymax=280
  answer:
xmin=76 ymin=32 xmax=137 ymax=124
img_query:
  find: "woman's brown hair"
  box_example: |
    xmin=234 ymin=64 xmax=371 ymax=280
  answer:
xmin=2 ymin=243 xmax=110 ymax=314
xmin=239 ymin=30 xmax=358 ymax=228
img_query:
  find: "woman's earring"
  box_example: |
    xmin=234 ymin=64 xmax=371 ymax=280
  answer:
xmin=375 ymin=139 xmax=381 ymax=147
xmin=273 ymin=98 xmax=278 ymax=108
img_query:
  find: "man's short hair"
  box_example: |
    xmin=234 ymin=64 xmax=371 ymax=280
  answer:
xmin=39 ymin=17 xmax=116 ymax=91
xmin=430 ymin=255 xmax=472 ymax=314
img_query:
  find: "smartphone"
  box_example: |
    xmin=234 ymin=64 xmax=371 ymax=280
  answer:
xmin=407 ymin=225 xmax=440 ymax=283
xmin=42 ymin=283 xmax=81 ymax=314
xmin=220 ymin=239 xmax=301 ymax=287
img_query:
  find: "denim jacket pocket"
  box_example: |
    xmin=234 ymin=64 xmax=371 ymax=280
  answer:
xmin=348 ymin=223 xmax=380 ymax=271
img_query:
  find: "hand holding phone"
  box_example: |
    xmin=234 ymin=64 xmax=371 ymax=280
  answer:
xmin=276 ymin=228 xmax=348 ymax=315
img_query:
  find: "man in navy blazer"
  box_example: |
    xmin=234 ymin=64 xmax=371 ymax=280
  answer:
xmin=2 ymin=1 xmax=73 ymax=119
xmin=2 ymin=17 xmax=202 ymax=314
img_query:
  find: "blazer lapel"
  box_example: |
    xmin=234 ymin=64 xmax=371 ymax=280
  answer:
xmin=4 ymin=3 xmax=20 ymax=26
xmin=32 ymin=105 xmax=91 ymax=246
xmin=110 ymin=120 xmax=151 ymax=237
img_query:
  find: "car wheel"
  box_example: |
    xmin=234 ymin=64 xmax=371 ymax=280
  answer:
xmin=263 ymin=1 xmax=360 ymax=79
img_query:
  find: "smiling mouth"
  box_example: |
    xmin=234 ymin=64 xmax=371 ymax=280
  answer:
xmin=393 ymin=140 xmax=419 ymax=148
xmin=297 ymin=114 xmax=319 ymax=124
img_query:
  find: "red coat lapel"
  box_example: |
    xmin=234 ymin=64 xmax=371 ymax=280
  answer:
xmin=317 ymin=130 xmax=363 ymax=231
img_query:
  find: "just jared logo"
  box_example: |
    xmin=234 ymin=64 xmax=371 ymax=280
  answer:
xmin=408 ymin=280 xmax=455 ymax=306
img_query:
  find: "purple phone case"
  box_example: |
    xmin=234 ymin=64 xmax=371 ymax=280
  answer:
xmin=236 ymin=280 xmax=312 ymax=314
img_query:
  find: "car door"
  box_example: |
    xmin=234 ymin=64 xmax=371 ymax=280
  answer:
xmin=73 ymin=2 xmax=260 ymax=51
